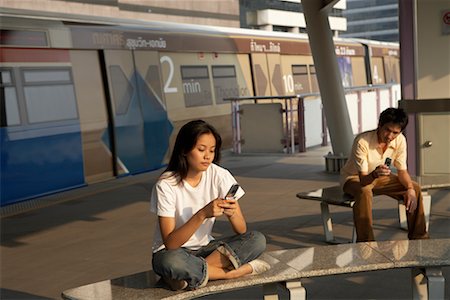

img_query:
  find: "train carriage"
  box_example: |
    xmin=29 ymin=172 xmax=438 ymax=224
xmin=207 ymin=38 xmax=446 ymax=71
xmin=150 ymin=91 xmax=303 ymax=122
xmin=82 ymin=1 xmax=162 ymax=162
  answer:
xmin=0 ymin=12 xmax=399 ymax=206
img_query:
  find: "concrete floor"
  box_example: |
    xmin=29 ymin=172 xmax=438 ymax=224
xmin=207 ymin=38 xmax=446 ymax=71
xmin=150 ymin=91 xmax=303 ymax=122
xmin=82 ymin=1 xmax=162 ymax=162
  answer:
xmin=1 ymin=146 xmax=449 ymax=300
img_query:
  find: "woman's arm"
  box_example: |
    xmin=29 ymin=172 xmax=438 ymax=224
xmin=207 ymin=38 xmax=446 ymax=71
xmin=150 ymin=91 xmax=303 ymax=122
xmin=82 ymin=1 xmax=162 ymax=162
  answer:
xmin=220 ymin=199 xmax=247 ymax=234
xmin=159 ymin=199 xmax=225 ymax=250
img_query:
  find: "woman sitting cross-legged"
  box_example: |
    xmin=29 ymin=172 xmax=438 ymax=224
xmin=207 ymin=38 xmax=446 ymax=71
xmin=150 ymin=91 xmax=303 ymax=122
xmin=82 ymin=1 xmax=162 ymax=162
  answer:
xmin=150 ymin=120 xmax=270 ymax=291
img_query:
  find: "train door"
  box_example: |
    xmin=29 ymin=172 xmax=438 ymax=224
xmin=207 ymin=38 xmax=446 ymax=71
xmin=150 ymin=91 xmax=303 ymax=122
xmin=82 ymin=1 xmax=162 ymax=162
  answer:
xmin=250 ymin=53 xmax=283 ymax=96
xmin=133 ymin=51 xmax=172 ymax=170
xmin=102 ymin=50 xmax=172 ymax=175
xmin=370 ymin=56 xmax=386 ymax=84
xmin=383 ymin=56 xmax=400 ymax=84
xmin=70 ymin=50 xmax=114 ymax=183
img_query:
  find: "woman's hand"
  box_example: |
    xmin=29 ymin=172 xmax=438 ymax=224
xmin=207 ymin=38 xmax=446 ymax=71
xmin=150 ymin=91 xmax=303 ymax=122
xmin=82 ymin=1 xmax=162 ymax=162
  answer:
xmin=218 ymin=199 xmax=238 ymax=218
xmin=202 ymin=198 xmax=226 ymax=218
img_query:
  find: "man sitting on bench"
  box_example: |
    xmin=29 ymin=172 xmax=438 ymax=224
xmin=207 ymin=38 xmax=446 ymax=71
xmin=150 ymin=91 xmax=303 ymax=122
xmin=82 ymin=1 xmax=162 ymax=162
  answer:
xmin=340 ymin=107 xmax=429 ymax=242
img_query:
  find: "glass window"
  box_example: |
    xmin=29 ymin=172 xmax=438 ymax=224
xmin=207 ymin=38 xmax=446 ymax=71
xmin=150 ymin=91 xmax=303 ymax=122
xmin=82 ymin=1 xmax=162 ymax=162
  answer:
xmin=1 ymin=69 xmax=20 ymax=126
xmin=291 ymin=64 xmax=310 ymax=93
xmin=109 ymin=65 xmax=133 ymax=115
xmin=22 ymin=68 xmax=78 ymax=123
xmin=5 ymin=87 xmax=21 ymax=126
xmin=24 ymin=85 xmax=78 ymax=123
xmin=212 ymin=66 xmax=239 ymax=104
xmin=181 ymin=66 xmax=212 ymax=107
xmin=23 ymin=69 xmax=72 ymax=83
xmin=1 ymin=70 xmax=12 ymax=84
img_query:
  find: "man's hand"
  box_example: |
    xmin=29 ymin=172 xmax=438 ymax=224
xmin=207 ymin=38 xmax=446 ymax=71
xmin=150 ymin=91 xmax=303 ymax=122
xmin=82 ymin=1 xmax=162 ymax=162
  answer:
xmin=373 ymin=164 xmax=391 ymax=178
xmin=404 ymin=188 xmax=418 ymax=213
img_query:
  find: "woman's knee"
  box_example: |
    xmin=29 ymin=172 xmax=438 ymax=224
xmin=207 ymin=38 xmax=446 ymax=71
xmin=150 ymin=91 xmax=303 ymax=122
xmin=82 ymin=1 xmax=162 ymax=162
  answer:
xmin=153 ymin=249 xmax=190 ymax=275
xmin=245 ymin=231 xmax=267 ymax=254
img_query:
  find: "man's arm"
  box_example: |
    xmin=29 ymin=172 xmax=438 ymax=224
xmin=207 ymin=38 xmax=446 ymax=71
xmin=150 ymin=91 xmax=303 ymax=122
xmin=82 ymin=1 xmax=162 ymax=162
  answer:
xmin=359 ymin=164 xmax=391 ymax=186
xmin=397 ymin=169 xmax=418 ymax=213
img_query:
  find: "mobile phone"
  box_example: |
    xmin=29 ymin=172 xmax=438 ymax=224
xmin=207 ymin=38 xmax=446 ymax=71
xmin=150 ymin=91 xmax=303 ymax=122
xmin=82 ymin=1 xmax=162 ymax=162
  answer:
xmin=225 ymin=184 xmax=240 ymax=199
xmin=384 ymin=157 xmax=392 ymax=167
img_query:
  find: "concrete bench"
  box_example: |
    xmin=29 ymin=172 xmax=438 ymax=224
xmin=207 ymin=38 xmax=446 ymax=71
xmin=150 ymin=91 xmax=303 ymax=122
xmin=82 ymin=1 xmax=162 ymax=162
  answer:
xmin=296 ymin=185 xmax=432 ymax=244
xmin=62 ymin=239 xmax=449 ymax=300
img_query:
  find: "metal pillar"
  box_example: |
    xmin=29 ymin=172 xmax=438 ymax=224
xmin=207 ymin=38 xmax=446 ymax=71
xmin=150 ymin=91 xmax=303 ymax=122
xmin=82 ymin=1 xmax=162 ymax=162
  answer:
xmin=302 ymin=0 xmax=354 ymax=156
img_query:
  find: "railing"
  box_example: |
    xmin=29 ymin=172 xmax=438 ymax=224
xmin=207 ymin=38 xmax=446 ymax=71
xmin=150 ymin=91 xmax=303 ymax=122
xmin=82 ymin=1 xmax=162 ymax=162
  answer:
xmin=225 ymin=83 xmax=399 ymax=155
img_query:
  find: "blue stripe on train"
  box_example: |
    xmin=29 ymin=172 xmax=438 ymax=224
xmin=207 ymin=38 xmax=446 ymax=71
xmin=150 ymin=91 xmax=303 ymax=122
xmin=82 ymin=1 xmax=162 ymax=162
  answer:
xmin=0 ymin=125 xmax=85 ymax=207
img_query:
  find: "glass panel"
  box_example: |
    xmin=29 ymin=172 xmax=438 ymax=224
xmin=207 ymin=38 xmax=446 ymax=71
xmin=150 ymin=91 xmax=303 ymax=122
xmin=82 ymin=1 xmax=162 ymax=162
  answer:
xmin=181 ymin=66 xmax=212 ymax=107
xmin=213 ymin=66 xmax=238 ymax=104
xmin=5 ymin=87 xmax=20 ymax=126
xmin=109 ymin=65 xmax=133 ymax=115
xmin=24 ymin=85 xmax=78 ymax=123
xmin=1 ymin=70 xmax=12 ymax=84
xmin=292 ymin=64 xmax=308 ymax=75
xmin=181 ymin=66 xmax=209 ymax=79
xmin=212 ymin=66 xmax=236 ymax=78
xmin=24 ymin=69 xmax=71 ymax=83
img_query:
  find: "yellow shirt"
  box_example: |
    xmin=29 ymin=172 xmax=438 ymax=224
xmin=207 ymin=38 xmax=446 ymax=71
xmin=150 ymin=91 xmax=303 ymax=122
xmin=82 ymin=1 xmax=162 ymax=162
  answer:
xmin=340 ymin=129 xmax=408 ymax=186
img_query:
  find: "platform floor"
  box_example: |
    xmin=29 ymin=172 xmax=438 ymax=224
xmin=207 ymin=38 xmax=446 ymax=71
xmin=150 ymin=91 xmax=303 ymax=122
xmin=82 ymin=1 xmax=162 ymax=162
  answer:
xmin=1 ymin=146 xmax=449 ymax=300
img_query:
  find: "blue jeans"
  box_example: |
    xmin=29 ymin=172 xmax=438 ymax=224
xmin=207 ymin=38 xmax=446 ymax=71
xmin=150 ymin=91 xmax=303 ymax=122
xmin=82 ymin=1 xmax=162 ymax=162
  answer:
xmin=152 ymin=231 xmax=266 ymax=289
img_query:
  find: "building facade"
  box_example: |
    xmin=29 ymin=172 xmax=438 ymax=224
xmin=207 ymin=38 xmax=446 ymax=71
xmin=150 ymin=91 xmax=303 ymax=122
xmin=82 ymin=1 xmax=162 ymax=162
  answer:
xmin=0 ymin=0 xmax=240 ymax=28
xmin=240 ymin=0 xmax=347 ymax=35
xmin=341 ymin=0 xmax=399 ymax=42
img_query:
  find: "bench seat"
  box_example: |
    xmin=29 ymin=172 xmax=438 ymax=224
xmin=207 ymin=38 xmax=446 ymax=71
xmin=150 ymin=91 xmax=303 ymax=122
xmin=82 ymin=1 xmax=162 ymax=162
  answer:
xmin=62 ymin=239 xmax=450 ymax=300
xmin=296 ymin=185 xmax=432 ymax=243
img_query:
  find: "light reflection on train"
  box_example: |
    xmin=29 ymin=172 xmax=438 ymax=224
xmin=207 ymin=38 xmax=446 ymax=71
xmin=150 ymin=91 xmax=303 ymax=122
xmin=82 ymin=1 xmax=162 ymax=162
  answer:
xmin=0 ymin=14 xmax=400 ymax=206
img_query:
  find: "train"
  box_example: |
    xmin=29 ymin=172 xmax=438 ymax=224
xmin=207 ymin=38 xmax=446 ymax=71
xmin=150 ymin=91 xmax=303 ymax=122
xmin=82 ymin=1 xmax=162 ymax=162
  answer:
xmin=0 ymin=10 xmax=400 ymax=206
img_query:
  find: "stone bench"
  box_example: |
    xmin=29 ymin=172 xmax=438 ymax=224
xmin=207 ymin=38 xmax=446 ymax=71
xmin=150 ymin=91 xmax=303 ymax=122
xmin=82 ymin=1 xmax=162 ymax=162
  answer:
xmin=61 ymin=239 xmax=449 ymax=300
xmin=296 ymin=185 xmax=433 ymax=243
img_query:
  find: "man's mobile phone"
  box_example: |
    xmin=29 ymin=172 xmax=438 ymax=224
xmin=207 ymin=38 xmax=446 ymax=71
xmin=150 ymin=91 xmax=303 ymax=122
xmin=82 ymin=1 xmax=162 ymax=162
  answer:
xmin=385 ymin=157 xmax=392 ymax=167
xmin=225 ymin=184 xmax=240 ymax=199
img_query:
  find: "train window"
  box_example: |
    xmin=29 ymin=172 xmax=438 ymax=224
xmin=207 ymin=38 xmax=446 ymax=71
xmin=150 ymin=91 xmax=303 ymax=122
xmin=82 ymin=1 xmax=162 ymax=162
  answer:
xmin=22 ymin=68 xmax=78 ymax=123
xmin=212 ymin=66 xmax=236 ymax=78
xmin=309 ymin=65 xmax=319 ymax=93
xmin=351 ymin=57 xmax=367 ymax=87
xmin=109 ymin=65 xmax=133 ymax=115
xmin=180 ymin=66 xmax=212 ymax=107
xmin=212 ymin=65 xmax=239 ymax=105
xmin=337 ymin=57 xmax=353 ymax=87
xmin=292 ymin=65 xmax=308 ymax=75
xmin=23 ymin=69 xmax=71 ymax=83
xmin=292 ymin=64 xmax=310 ymax=93
xmin=1 ymin=69 xmax=20 ymax=126
xmin=371 ymin=57 xmax=386 ymax=84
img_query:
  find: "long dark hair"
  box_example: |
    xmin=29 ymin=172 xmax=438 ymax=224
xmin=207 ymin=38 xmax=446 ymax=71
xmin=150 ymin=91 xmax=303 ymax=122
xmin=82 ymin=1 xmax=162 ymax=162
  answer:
xmin=163 ymin=120 xmax=222 ymax=182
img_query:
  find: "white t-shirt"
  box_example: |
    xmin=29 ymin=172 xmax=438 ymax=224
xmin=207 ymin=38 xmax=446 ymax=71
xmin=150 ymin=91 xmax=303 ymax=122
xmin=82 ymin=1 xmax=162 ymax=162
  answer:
xmin=150 ymin=163 xmax=245 ymax=252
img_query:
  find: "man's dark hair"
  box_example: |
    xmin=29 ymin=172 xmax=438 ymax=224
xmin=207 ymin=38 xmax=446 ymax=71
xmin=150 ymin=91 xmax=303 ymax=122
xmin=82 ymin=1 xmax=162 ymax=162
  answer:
xmin=378 ymin=108 xmax=409 ymax=131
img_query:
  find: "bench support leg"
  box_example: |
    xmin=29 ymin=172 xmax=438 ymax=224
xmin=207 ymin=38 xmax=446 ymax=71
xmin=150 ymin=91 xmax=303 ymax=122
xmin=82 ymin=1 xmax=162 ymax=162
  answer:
xmin=422 ymin=192 xmax=431 ymax=232
xmin=263 ymin=283 xmax=279 ymax=300
xmin=399 ymin=192 xmax=431 ymax=231
xmin=398 ymin=203 xmax=408 ymax=230
xmin=412 ymin=267 xmax=445 ymax=300
xmin=320 ymin=201 xmax=335 ymax=243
